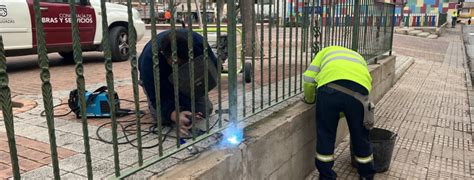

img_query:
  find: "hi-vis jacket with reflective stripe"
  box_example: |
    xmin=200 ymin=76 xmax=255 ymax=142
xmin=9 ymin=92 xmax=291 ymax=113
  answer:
xmin=303 ymin=46 xmax=372 ymax=104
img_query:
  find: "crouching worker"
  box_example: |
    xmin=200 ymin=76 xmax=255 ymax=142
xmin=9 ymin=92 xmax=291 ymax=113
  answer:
xmin=139 ymin=29 xmax=218 ymax=136
xmin=303 ymin=46 xmax=375 ymax=179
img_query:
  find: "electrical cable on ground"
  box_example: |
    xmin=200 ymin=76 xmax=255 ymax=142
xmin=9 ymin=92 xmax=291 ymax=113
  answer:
xmin=40 ymin=99 xmax=221 ymax=150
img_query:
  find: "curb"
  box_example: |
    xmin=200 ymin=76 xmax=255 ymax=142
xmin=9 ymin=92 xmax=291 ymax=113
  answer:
xmin=460 ymin=25 xmax=474 ymax=134
xmin=395 ymin=56 xmax=415 ymax=82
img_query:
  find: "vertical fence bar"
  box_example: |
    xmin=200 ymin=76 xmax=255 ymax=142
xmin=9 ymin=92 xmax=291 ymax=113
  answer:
xmin=294 ymin=0 xmax=299 ymax=93
xmin=347 ymin=0 xmax=352 ymax=48
xmin=384 ymin=5 xmax=389 ymax=52
xmin=362 ymin=2 xmax=369 ymax=57
xmin=320 ymin=0 xmax=324 ymax=49
xmin=252 ymin=0 xmax=257 ymax=113
xmin=289 ymin=0 xmax=293 ymax=95
xmin=276 ymin=0 xmax=280 ymax=102
xmin=338 ymin=0 xmax=343 ymax=46
xmin=33 ymin=0 xmax=61 ymax=179
xmin=227 ymin=0 xmax=238 ymax=123
xmin=0 ymin=36 xmax=20 ymax=180
xmin=70 ymin=0 xmax=95 ymax=178
xmin=331 ymin=0 xmax=336 ymax=46
xmin=304 ymin=0 xmax=314 ymax=66
xmin=126 ymin=0 xmax=143 ymax=166
xmin=260 ymin=0 xmax=264 ymax=109
xmin=343 ymin=0 xmax=347 ymax=47
xmin=99 ymin=0 xmax=121 ymax=176
xmin=309 ymin=0 xmax=315 ymax=58
xmin=169 ymin=0 xmax=181 ymax=148
xmin=201 ymin=0 xmax=210 ymax=132
xmin=241 ymin=0 xmax=247 ymax=117
xmin=352 ymin=0 xmax=360 ymax=52
xmin=347 ymin=0 xmax=353 ymax=49
xmin=371 ymin=2 xmax=377 ymax=59
xmin=305 ymin=0 xmax=311 ymax=67
xmin=216 ymin=0 xmax=223 ymax=128
xmin=149 ymin=0 xmax=164 ymax=155
xmin=268 ymin=0 xmax=273 ymax=106
xmin=300 ymin=0 xmax=306 ymax=91
xmin=324 ymin=1 xmax=329 ymax=47
xmin=389 ymin=4 xmax=395 ymax=56
xmin=282 ymin=0 xmax=287 ymax=99
xmin=187 ymin=0 xmax=196 ymax=138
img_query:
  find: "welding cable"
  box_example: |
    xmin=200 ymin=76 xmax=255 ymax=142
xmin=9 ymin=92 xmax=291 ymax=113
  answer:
xmin=94 ymin=112 xmax=175 ymax=149
xmin=118 ymin=99 xmax=148 ymax=103
xmin=95 ymin=114 xmax=222 ymax=149
xmin=40 ymin=99 xmax=147 ymax=117
xmin=40 ymin=103 xmax=74 ymax=117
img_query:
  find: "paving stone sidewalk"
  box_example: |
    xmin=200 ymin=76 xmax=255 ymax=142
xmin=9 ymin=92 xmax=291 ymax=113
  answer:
xmin=306 ymin=27 xmax=474 ymax=179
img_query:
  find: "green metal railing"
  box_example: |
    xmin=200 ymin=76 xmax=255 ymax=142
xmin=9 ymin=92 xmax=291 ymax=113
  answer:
xmin=0 ymin=0 xmax=395 ymax=179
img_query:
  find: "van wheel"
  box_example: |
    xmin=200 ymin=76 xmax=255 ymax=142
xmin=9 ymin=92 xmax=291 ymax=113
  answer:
xmin=58 ymin=51 xmax=74 ymax=61
xmin=109 ymin=26 xmax=129 ymax=62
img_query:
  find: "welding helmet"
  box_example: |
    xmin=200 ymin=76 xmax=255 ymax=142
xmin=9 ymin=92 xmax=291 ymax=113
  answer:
xmin=168 ymin=55 xmax=218 ymax=98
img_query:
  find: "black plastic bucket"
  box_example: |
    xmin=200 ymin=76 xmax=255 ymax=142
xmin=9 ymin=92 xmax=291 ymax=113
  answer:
xmin=350 ymin=128 xmax=397 ymax=173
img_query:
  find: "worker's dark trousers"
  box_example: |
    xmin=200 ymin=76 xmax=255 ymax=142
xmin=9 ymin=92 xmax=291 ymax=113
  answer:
xmin=315 ymin=82 xmax=375 ymax=179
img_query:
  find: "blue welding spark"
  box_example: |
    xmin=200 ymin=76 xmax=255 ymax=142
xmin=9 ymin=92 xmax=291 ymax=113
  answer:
xmin=220 ymin=123 xmax=243 ymax=147
xmin=227 ymin=135 xmax=240 ymax=145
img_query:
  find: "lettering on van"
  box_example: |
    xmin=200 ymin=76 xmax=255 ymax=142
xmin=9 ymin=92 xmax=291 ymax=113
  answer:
xmin=0 ymin=5 xmax=7 ymax=17
xmin=42 ymin=13 xmax=94 ymax=24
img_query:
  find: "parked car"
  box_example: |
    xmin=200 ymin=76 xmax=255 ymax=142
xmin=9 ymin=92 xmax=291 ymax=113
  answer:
xmin=0 ymin=0 xmax=146 ymax=61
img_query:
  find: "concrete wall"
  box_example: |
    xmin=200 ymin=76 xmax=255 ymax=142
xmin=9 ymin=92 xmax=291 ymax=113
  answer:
xmin=151 ymin=56 xmax=396 ymax=180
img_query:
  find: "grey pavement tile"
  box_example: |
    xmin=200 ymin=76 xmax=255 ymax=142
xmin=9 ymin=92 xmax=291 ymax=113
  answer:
xmin=114 ymin=148 xmax=157 ymax=166
xmin=58 ymin=154 xmax=101 ymax=172
xmin=54 ymin=121 xmax=90 ymax=136
xmin=20 ymin=165 xmax=68 ymax=179
xmin=55 ymin=132 xmax=84 ymax=147
xmin=34 ymin=118 xmax=71 ymax=129
xmin=62 ymin=173 xmax=87 ymax=180
xmin=73 ymin=159 xmax=128 ymax=179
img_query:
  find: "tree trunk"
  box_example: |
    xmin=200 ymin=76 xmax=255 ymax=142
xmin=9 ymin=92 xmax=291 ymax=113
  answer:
xmin=241 ymin=0 xmax=260 ymax=57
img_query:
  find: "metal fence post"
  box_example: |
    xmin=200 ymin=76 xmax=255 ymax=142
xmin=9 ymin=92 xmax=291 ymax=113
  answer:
xmin=352 ymin=0 xmax=361 ymax=51
xmin=0 ymin=35 xmax=20 ymax=180
xmin=389 ymin=4 xmax=395 ymax=56
xmin=99 ymin=0 xmax=121 ymax=177
xmin=34 ymin=0 xmax=61 ymax=178
xmin=227 ymin=0 xmax=238 ymax=123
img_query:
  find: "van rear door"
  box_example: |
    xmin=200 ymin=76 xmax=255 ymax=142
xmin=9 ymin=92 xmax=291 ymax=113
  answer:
xmin=27 ymin=0 xmax=96 ymax=49
xmin=0 ymin=0 xmax=32 ymax=51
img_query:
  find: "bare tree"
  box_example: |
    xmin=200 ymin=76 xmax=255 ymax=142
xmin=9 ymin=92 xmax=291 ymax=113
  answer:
xmin=241 ymin=0 xmax=260 ymax=56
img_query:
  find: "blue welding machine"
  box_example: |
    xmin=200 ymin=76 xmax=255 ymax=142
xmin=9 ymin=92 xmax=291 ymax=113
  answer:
xmin=68 ymin=86 xmax=120 ymax=118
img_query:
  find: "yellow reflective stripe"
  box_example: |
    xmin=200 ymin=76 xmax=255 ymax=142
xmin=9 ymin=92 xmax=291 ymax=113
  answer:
xmin=303 ymin=75 xmax=316 ymax=83
xmin=316 ymin=153 xmax=334 ymax=162
xmin=307 ymin=65 xmax=320 ymax=73
xmin=321 ymin=49 xmax=363 ymax=62
xmin=354 ymin=154 xmax=373 ymax=164
xmin=320 ymin=56 xmax=365 ymax=70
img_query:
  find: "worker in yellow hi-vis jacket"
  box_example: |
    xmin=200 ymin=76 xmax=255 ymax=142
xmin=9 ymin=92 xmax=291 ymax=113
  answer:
xmin=452 ymin=10 xmax=458 ymax=28
xmin=303 ymin=46 xmax=375 ymax=180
